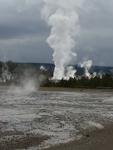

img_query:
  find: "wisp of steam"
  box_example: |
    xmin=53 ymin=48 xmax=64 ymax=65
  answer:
xmin=42 ymin=0 xmax=84 ymax=80
xmin=8 ymin=78 xmax=37 ymax=95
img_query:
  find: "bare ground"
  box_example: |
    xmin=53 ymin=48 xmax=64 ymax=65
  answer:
xmin=0 ymin=130 xmax=48 ymax=150
xmin=44 ymin=125 xmax=113 ymax=150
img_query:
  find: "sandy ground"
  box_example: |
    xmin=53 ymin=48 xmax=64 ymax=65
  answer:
xmin=45 ymin=125 xmax=113 ymax=150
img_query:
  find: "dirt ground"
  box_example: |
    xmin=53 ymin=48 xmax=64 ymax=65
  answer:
xmin=45 ymin=125 xmax=113 ymax=150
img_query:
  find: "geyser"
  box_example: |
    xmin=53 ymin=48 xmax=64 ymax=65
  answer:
xmin=42 ymin=0 xmax=84 ymax=80
xmin=64 ymin=66 xmax=76 ymax=80
xmin=80 ymin=60 xmax=93 ymax=78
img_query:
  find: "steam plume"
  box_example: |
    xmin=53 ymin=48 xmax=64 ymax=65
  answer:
xmin=40 ymin=65 xmax=47 ymax=72
xmin=80 ymin=60 xmax=93 ymax=78
xmin=64 ymin=66 xmax=76 ymax=80
xmin=42 ymin=0 xmax=83 ymax=80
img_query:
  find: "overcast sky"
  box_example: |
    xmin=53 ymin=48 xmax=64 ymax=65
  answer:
xmin=0 ymin=0 xmax=113 ymax=66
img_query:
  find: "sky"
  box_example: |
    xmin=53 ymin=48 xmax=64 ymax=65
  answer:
xmin=0 ymin=0 xmax=113 ymax=66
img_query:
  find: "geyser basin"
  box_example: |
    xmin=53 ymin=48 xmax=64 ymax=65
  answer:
xmin=0 ymin=87 xmax=113 ymax=149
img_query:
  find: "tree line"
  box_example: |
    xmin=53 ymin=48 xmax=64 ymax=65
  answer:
xmin=43 ymin=74 xmax=113 ymax=89
xmin=0 ymin=61 xmax=113 ymax=88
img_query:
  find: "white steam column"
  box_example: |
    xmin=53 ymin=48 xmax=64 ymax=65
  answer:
xmin=80 ymin=60 xmax=93 ymax=79
xmin=42 ymin=0 xmax=84 ymax=80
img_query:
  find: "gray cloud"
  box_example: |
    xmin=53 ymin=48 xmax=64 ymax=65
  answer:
xmin=0 ymin=0 xmax=113 ymax=66
xmin=77 ymin=0 xmax=113 ymax=66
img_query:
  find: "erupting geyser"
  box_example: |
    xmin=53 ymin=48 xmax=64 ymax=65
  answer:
xmin=80 ymin=60 xmax=93 ymax=78
xmin=64 ymin=66 xmax=76 ymax=80
xmin=42 ymin=0 xmax=84 ymax=80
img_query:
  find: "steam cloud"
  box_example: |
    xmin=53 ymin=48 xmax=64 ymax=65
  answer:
xmin=40 ymin=65 xmax=47 ymax=72
xmin=42 ymin=0 xmax=84 ymax=80
xmin=80 ymin=60 xmax=93 ymax=78
xmin=64 ymin=66 xmax=76 ymax=80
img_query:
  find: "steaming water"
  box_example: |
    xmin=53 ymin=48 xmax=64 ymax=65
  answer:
xmin=0 ymin=86 xmax=113 ymax=149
